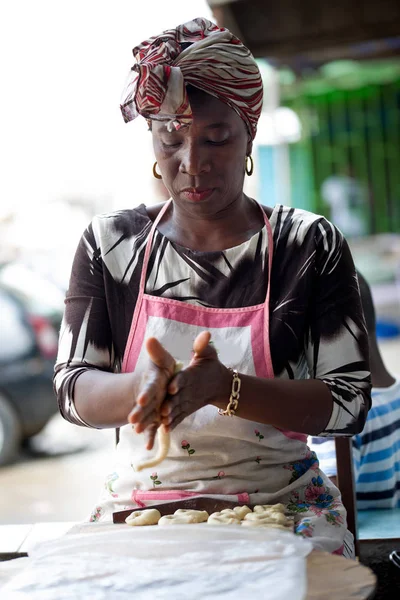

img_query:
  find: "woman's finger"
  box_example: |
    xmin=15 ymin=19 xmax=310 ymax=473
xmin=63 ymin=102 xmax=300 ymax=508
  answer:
xmin=144 ymin=423 xmax=159 ymax=450
xmin=162 ymin=401 xmax=182 ymax=425
xmin=132 ymin=372 xmax=166 ymax=417
xmin=134 ymin=410 xmax=160 ymax=434
xmin=129 ymin=396 xmax=159 ymax=425
xmin=167 ymin=370 xmax=189 ymax=395
xmin=145 ymin=337 xmax=176 ymax=374
xmin=137 ymin=382 xmax=159 ymax=407
xmin=192 ymin=331 xmax=218 ymax=361
xmin=160 ymin=399 xmax=173 ymax=417
xmin=192 ymin=331 xmax=212 ymax=355
xmin=160 ymin=395 xmax=181 ymax=419
xmin=159 ymin=390 xmax=181 ymax=416
xmin=128 ymin=390 xmax=155 ymax=421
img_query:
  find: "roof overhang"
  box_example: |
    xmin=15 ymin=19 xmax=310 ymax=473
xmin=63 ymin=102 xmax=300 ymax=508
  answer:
xmin=207 ymin=0 xmax=400 ymax=65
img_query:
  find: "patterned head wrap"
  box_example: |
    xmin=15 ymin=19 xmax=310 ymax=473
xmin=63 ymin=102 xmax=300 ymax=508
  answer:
xmin=120 ymin=17 xmax=263 ymax=140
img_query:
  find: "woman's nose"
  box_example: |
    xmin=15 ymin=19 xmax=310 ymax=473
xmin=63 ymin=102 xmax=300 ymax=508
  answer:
xmin=179 ymin=143 xmax=210 ymax=175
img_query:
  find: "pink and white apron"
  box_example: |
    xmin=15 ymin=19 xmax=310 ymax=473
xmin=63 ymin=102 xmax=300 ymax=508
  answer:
xmin=91 ymin=200 xmax=352 ymax=556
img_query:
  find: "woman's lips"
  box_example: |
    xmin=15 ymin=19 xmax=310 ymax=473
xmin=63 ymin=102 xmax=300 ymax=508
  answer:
xmin=182 ymin=188 xmax=214 ymax=202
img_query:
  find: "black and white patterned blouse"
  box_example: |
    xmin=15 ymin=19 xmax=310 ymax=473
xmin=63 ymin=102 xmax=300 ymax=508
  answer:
xmin=54 ymin=203 xmax=371 ymax=435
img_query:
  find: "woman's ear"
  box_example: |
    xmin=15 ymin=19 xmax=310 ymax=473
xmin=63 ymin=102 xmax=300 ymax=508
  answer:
xmin=246 ymin=138 xmax=253 ymax=157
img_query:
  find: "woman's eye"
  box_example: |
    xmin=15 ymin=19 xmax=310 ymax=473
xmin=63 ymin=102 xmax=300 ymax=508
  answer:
xmin=161 ymin=141 xmax=181 ymax=148
xmin=208 ymin=139 xmax=228 ymax=146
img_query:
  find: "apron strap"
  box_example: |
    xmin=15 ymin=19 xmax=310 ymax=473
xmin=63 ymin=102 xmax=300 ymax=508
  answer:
xmin=138 ymin=199 xmax=172 ymax=297
xmin=261 ymin=207 xmax=274 ymax=379
xmin=121 ymin=199 xmax=172 ymax=374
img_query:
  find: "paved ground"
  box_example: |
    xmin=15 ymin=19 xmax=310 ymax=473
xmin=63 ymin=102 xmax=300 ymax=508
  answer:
xmin=1 ymin=339 xmax=399 ymax=525
xmin=0 ymin=423 xmax=115 ymax=524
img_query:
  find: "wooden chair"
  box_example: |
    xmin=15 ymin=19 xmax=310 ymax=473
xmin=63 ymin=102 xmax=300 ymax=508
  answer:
xmin=335 ymin=437 xmax=359 ymax=556
xmin=335 ymin=437 xmax=400 ymax=554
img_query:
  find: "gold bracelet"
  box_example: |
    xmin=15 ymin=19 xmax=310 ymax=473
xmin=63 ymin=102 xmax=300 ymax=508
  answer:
xmin=218 ymin=369 xmax=241 ymax=417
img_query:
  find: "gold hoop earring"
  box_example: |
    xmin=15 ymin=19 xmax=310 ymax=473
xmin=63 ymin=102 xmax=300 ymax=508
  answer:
xmin=245 ymin=155 xmax=254 ymax=176
xmin=153 ymin=161 xmax=162 ymax=180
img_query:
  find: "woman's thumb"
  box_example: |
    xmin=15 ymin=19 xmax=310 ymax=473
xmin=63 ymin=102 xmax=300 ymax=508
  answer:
xmin=145 ymin=337 xmax=175 ymax=372
xmin=192 ymin=331 xmax=217 ymax=359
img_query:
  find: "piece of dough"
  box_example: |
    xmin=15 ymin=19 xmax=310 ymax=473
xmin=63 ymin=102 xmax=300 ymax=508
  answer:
xmin=253 ymin=503 xmax=285 ymax=514
xmin=134 ymin=361 xmax=183 ymax=472
xmin=241 ymin=519 xmax=289 ymax=531
xmin=125 ymin=508 xmax=161 ymax=526
xmin=133 ymin=424 xmax=170 ymax=472
xmin=173 ymin=509 xmax=208 ymax=520
xmin=244 ymin=511 xmax=292 ymax=529
xmin=230 ymin=505 xmax=252 ymax=520
xmin=158 ymin=509 xmax=209 ymax=526
xmin=244 ymin=511 xmax=289 ymax=526
xmin=208 ymin=511 xmax=241 ymax=525
xmin=220 ymin=509 xmax=240 ymax=518
xmin=158 ymin=515 xmax=193 ymax=525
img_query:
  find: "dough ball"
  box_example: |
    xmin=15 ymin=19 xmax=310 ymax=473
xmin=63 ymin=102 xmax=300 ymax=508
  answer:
xmin=125 ymin=508 xmax=161 ymax=526
xmin=253 ymin=503 xmax=285 ymax=514
xmin=158 ymin=509 xmax=209 ymax=525
xmin=225 ymin=506 xmax=252 ymax=520
xmin=173 ymin=509 xmax=209 ymax=523
xmin=244 ymin=511 xmax=292 ymax=529
xmin=220 ymin=509 xmax=240 ymax=519
xmin=208 ymin=511 xmax=241 ymax=525
xmin=246 ymin=511 xmax=289 ymax=526
xmin=158 ymin=515 xmax=191 ymax=525
xmin=242 ymin=519 xmax=288 ymax=530
xmin=244 ymin=512 xmax=273 ymax=523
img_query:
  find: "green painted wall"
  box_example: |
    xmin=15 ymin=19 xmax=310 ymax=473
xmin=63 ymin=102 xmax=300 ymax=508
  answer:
xmin=285 ymin=80 xmax=400 ymax=233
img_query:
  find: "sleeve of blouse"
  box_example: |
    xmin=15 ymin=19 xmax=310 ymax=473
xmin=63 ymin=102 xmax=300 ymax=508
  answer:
xmin=305 ymin=219 xmax=371 ymax=436
xmin=53 ymin=218 xmax=116 ymax=427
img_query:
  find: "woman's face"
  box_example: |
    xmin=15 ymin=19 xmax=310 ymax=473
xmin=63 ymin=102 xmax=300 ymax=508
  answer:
xmin=152 ymin=88 xmax=252 ymax=214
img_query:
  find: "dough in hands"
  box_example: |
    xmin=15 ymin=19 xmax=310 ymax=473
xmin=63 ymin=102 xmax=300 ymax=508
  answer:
xmin=125 ymin=508 xmax=161 ymax=526
xmin=134 ymin=424 xmax=170 ymax=472
xmin=133 ymin=361 xmax=183 ymax=472
xmin=208 ymin=511 xmax=241 ymax=525
xmin=158 ymin=509 xmax=209 ymax=525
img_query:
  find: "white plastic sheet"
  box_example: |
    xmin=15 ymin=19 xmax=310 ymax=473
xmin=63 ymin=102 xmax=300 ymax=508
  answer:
xmin=2 ymin=525 xmax=312 ymax=600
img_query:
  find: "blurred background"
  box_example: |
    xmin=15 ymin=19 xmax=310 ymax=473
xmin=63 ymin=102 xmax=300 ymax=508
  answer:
xmin=0 ymin=0 xmax=399 ymax=524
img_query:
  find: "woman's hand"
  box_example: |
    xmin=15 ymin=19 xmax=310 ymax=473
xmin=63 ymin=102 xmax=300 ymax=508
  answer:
xmin=160 ymin=331 xmax=231 ymax=430
xmin=128 ymin=337 xmax=176 ymax=449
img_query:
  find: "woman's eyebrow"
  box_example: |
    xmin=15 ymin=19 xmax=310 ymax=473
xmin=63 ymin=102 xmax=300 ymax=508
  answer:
xmin=204 ymin=122 xmax=231 ymax=130
xmin=158 ymin=122 xmax=231 ymax=135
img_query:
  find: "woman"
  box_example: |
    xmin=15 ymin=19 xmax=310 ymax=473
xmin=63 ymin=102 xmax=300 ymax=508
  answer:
xmin=54 ymin=18 xmax=371 ymax=556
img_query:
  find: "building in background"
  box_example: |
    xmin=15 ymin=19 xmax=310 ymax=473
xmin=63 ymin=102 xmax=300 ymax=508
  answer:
xmin=209 ymin=0 xmax=400 ymax=326
xmin=208 ymin=0 xmax=400 ymax=235
xmin=281 ymin=61 xmax=400 ymax=235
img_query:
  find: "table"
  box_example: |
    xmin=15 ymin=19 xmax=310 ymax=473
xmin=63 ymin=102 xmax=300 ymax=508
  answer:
xmin=0 ymin=522 xmax=377 ymax=599
xmin=358 ymin=508 xmax=400 ymax=540
xmin=306 ymin=551 xmax=376 ymax=599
